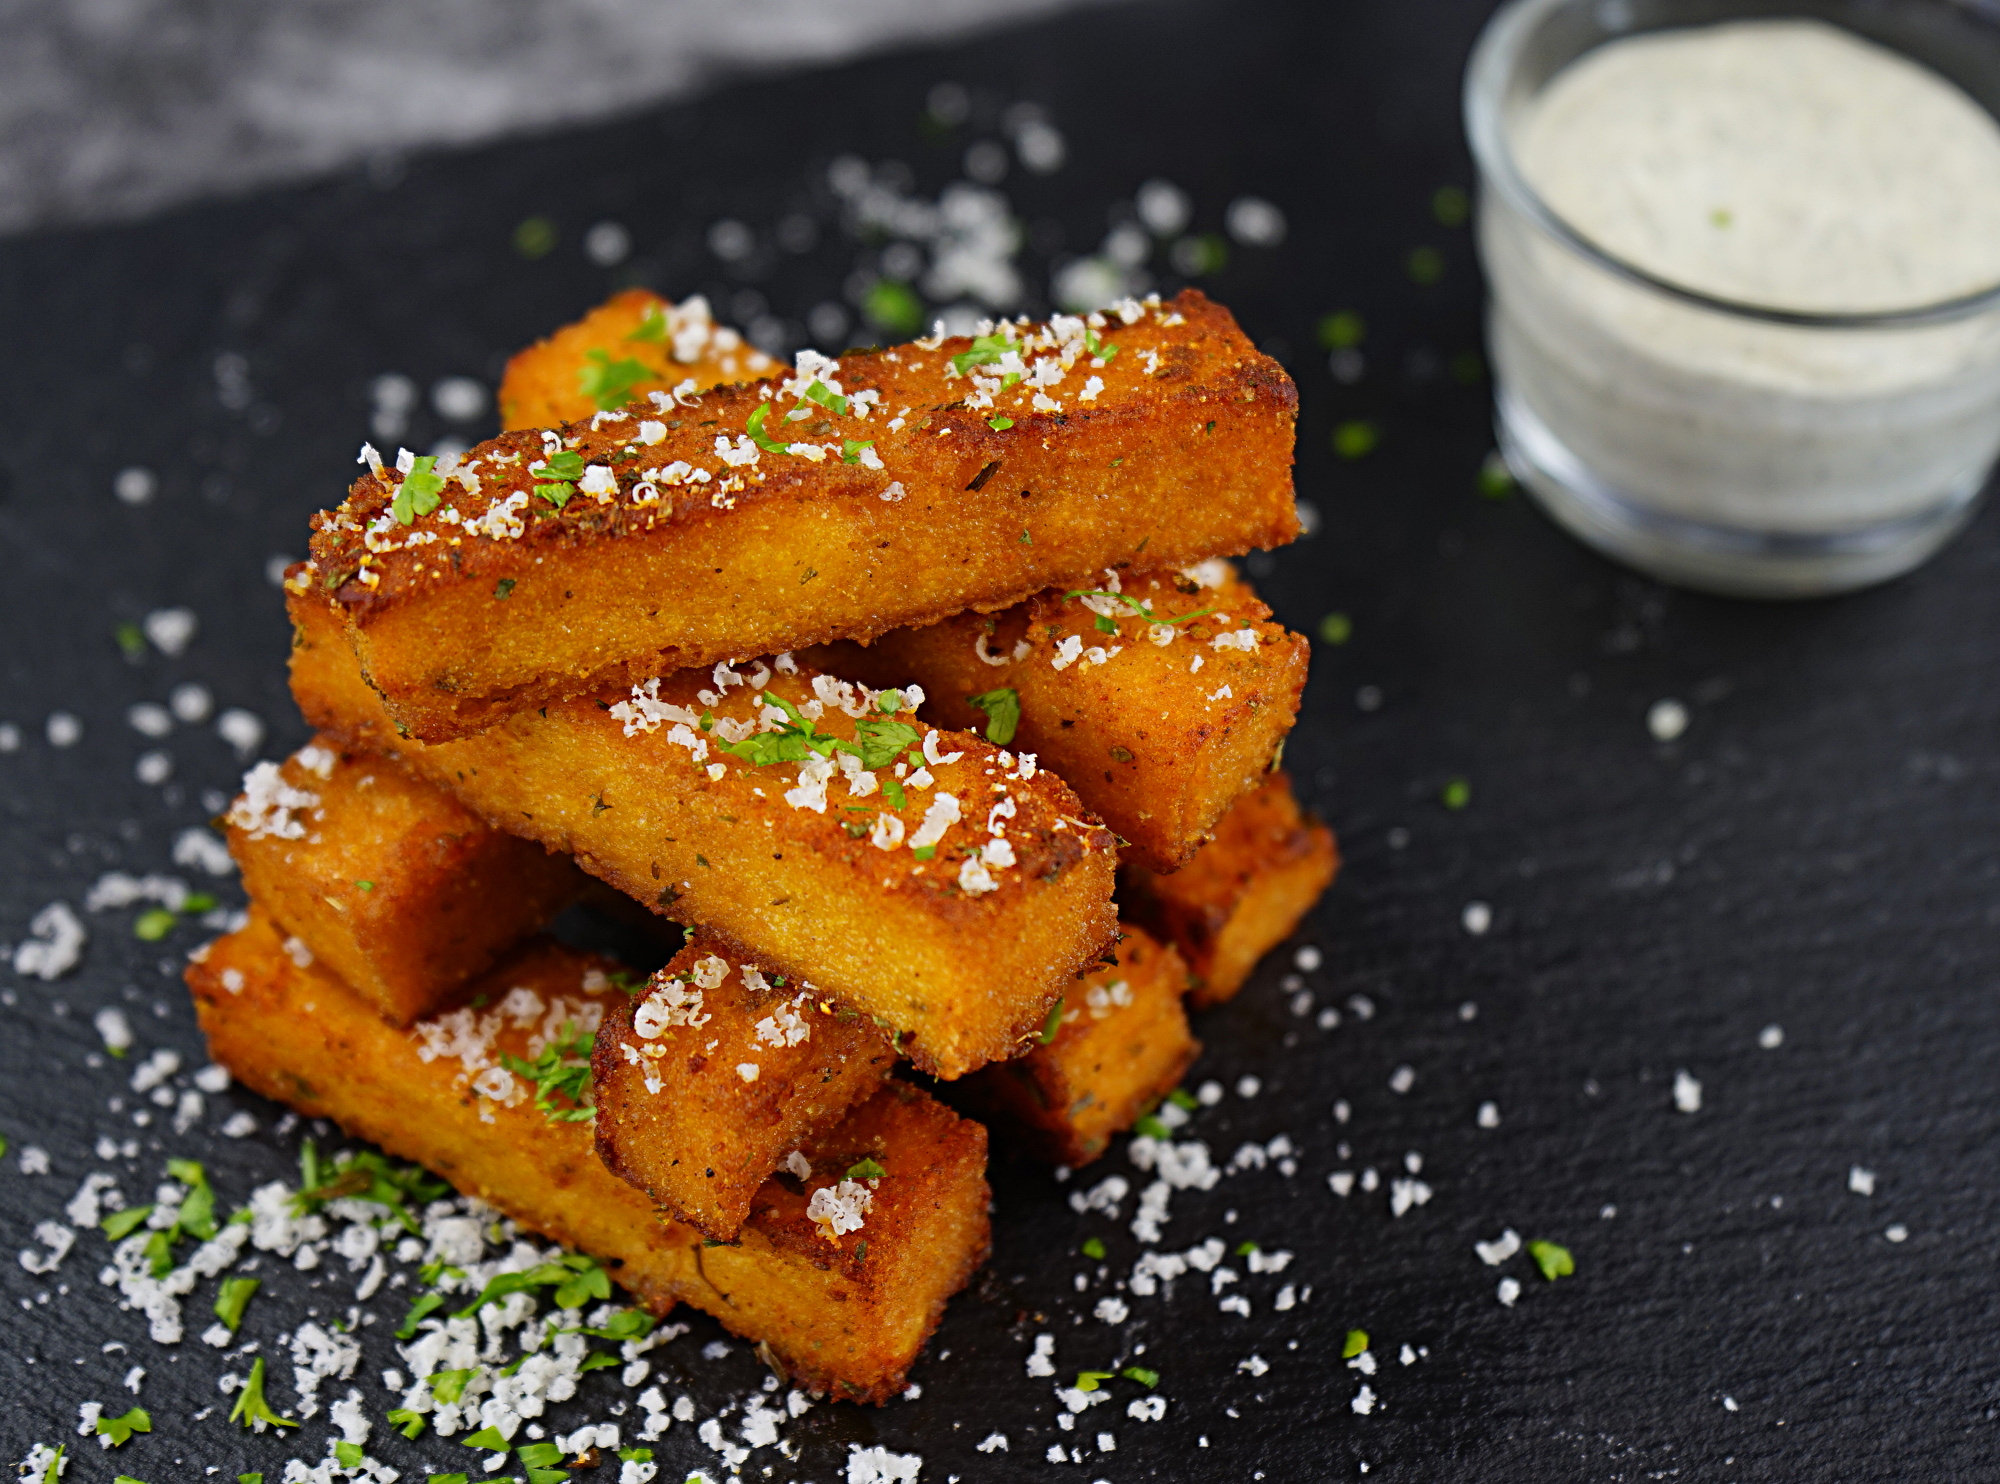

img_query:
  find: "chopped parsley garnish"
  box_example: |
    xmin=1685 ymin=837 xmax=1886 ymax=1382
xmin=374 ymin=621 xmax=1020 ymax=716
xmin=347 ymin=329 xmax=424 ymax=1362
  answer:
xmin=229 ymin=1357 xmax=298 ymax=1431
xmin=134 ymin=908 xmax=176 ymax=941
xmin=564 ymin=1307 xmax=654 ymax=1342
xmin=841 ymin=438 xmax=874 ymax=464
xmin=1121 ymin=1365 xmax=1159 ymax=1387
xmin=579 ymin=349 xmax=653 ymax=412
xmin=460 ymin=1425 xmax=511 ymax=1450
xmin=1332 ymin=420 xmax=1380 ymax=460
xmin=293 ymin=1140 xmax=445 ymax=1233
xmin=101 ymin=1205 xmax=153 ymax=1241
xmin=1038 ymin=998 xmax=1065 ymax=1045
xmin=453 ymin=1253 xmax=610 ymax=1317
xmin=1342 ymin=1328 xmax=1370 ymax=1359
xmin=501 ymin=1019 xmax=595 ymax=1124
xmin=518 ymin=1444 xmax=566 ymax=1470
xmin=745 ymin=403 xmax=792 ymax=455
xmin=514 ymin=216 xmax=556 ymax=259
xmin=846 ymin=1157 xmax=886 ymax=1179
xmin=355 ymin=879 xmax=375 ymax=892
xmin=334 ymin=1442 xmax=365 ymax=1469
xmin=427 ymin=1368 xmax=477 ymax=1404
xmin=1235 ymin=1240 xmax=1260 ymax=1256
xmin=1080 ymin=1236 xmax=1106 ymax=1260
xmin=1441 ymin=776 xmax=1471 ymax=811
xmin=1167 ymin=1087 xmax=1199 ymax=1110
xmin=847 ymin=716 xmax=921 ymax=771
xmin=113 ymin=1475 xmax=150 ymax=1484
xmin=213 ymin=1275 xmax=260 ymax=1333
xmin=1407 ymin=245 xmax=1445 ymax=285
xmin=1134 ymin=1114 xmax=1171 ymax=1140
xmin=950 ymin=333 xmax=1014 ymax=376
xmin=426 ymin=1475 xmax=469 ymax=1484
xmin=911 ymin=844 xmax=936 ymax=860
xmin=115 ymin=621 xmax=146 ymax=661
xmin=577 ymin=1352 xmax=622 ymax=1374
xmin=965 ymin=687 xmax=1020 ymax=746
xmin=880 ymin=777 xmax=907 ymax=810
xmin=396 ymin=1292 xmax=444 ymax=1339
xmin=1317 ymin=612 xmax=1353 ymax=645
xmin=618 ymin=1450 xmax=653 ymax=1464
xmin=494 ymin=577 xmax=517 ymax=600
xmin=1433 ymin=185 xmax=1471 ymax=227
xmin=94 ymin=1406 xmax=151 ymax=1446
xmin=627 ymin=304 xmax=669 ymax=343
xmin=393 ymin=456 xmax=447 ymax=525
xmin=801 ymin=380 xmax=849 ymax=416
xmin=34 ymin=1446 xmax=63 ymax=1484
xmin=1478 ymin=450 xmax=1515 ymax=499
xmin=1073 ymin=1371 xmax=1114 ymax=1392
xmin=988 ymin=415 xmax=1015 ymax=431
xmin=535 ymin=480 xmax=577 ymax=507
xmin=1528 ymin=1239 xmax=1575 ymax=1281
xmin=863 ymin=279 xmax=924 ymax=336
xmin=387 ymin=1407 xmax=426 ymax=1439
xmin=1085 ymin=326 xmax=1118 ymax=361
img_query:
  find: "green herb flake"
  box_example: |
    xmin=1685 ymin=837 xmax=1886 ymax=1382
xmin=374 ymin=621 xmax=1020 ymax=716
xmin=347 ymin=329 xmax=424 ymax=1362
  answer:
xmin=618 ymin=1450 xmax=654 ymax=1464
xmin=1317 ymin=612 xmax=1353 ymax=646
xmin=388 ymin=1408 xmax=427 ymax=1439
xmin=514 ymin=216 xmax=557 ymax=259
xmin=1121 ymin=1365 xmax=1159 ymax=1387
xmin=393 ymin=455 xmax=448 ymax=525
xmin=965 ymin=687 xmax=1020 ymax=746
xmin=460 ymin=1425 xmax=511 ymax=1451
xmin=1080 ymin=1236 xmax=1106 ymax=1260
xmin=94 ymin=1406 xmax=152 ymax=1446
xmin=988 ymin=415 xmax=1015 ymax=431
xmin=113 ymin=1477 xmax=152 ymax=1484
xmin=355 ymin=879 xmax=375 ymax=892
xmin=1529 ymin=1239 xmax=1575 ymax=1281
xmin=579 ymin=349 xmax=654 ymax=412
xmin=516 ymin=1444 xmax=566 ymax=1469
xmin=1085 ymin=326 xmax=1118 ymax=362
xmin=1441 ymin=776 xmax=1471 ymax=811
xmin=1407 ymin=245 xmax=1445 ymax=285
xmin=494 ymin=577 xmax=517 ymax=600
xmin=1235 ymin=1240 xmax=1260 ymax=1256
xmin=950 ymin=333 xmax=1015 ymax=376
xmin=425 ymin=1476 xmax=469 ymax=1484
xmin=229 ymin=1357 xmax=298 ymax=1432
xmin=1318 ymin=311 xmax=1366 ymax=351
xmin=801 ymin=380 xmax=850 ymax=416
xmin=1134 ymin=1114 xmax=1171 ymax=1140
xmin=334 ymin=1442 xmax=365 ymax=1469
xmin=534 ymin=481 xmax=577 ymax=508
xmin=745 ymin=402 xmax=792 ymax=455
xmin=115 ymin=622 xmax=146 ymax=661
xmin=101 ymin=1205 xmax=154 ymax=1241
xmin=627 ymin=304 xmax=669 ymax=343
xmin=396 ymin=1292 xmax=444 ymax=1339
xmin=427 ymin=1367 xmax=478 ymax=1405
xmin=841 ymin=439 xmax=874 ymax=465
xmin=577 ymin=1352 xmax=622 ymax=1373
xmin=864 ymin=279 xmax=925 ymax=337
xmin=1074 ymin=1370 xmax=1114 ymax=1393
xmin=36 ymin=1445 xmax=64 ymax=1484
xmin=1477 ymin=450 xmax=1515 ymax=500
xmin=213 ymin=1275 xmax=260 ymax=1333
xmin=239 ymin=1475 xmax=263 ymax=1484
xmin=846 ymin=1157 xmax=887 ymax=1180
xmin=1019 ymin=528 xmax=1032 ymax=544
xmin=1167 ymin=1087 xmax=1199 ymax=1110
xmin=911 ymin=844 xmax=936 ymax=861
xmin=1332 ymin=420 xmax=1379 ymax=460
xmin=1038 ymin=998 xmax=1065 ymax=1045
xmin=1433 ymin=185 xmax=1471 ymax=228
xmin=501 ymin=1019 xmax=596 ymax=1125
xmin=1342 ymin=1328 xmax=1370 ymax=1359
xmin=134 ymin=908 xmax=176 ymax=942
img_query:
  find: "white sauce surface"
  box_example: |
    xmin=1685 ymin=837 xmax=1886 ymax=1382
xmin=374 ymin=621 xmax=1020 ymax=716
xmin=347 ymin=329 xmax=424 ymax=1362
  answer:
xmin=1515 ymin=19 xmax=2000 ymax=314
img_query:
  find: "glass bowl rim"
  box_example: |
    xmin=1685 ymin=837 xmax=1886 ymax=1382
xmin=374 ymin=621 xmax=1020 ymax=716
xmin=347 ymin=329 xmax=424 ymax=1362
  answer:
xmin=1463 ymin=0 xmax=2000 ymax=329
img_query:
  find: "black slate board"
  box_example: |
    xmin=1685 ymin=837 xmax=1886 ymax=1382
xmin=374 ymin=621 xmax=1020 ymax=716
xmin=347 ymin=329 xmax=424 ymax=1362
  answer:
xmin=4 ymin=1 xmax=1999 ymax=1480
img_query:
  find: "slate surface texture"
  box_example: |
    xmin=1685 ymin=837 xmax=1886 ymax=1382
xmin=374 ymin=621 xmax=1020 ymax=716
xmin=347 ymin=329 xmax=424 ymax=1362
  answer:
xmin=3 ymin=1 xmax=1997 ymax=1480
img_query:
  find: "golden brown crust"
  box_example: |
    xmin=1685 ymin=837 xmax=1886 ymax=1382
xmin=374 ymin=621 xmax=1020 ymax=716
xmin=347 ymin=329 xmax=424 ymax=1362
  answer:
xmin=225 ymin=738 xmax=584 ymax=1025
xmin=963 ymin=924 xmax=1199 ymax=1166
xmin=288 ymin=588 xmax=1119 ymax=1079
xmin=188 ymin=915 xmax=988 ymax=1402
xmin=497 ymin=289 xmax=779 ymax=432
xmin=812 ymin=563 xmax=1307 ymax=873
xmin=1121 ymin=771 xmax=1339 ymax=1006
xmin=592 ymin=935 xmax=895 ymax=1241
xmin=304 ymin=290 xmax=1298 ymax=741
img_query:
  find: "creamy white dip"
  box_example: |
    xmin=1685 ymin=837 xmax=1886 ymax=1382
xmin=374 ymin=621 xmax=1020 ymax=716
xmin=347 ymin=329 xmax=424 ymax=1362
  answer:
xmin=1477 ymin=16 xmax=2000 ymax=576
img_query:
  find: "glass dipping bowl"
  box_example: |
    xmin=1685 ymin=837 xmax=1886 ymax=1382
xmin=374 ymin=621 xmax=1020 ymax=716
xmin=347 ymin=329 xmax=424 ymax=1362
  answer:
xmin=1465 ymin=0 xmax=2000 ymax=597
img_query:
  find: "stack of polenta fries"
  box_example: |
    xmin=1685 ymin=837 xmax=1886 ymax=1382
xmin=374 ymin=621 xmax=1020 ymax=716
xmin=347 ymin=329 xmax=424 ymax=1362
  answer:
xmin=187 ymin=287 xmax=1337 ymax=1404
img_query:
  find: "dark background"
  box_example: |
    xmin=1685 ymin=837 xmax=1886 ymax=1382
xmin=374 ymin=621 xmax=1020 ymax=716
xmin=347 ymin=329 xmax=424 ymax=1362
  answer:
xmin=4 ymin=1 xmax=1998 ymax=1479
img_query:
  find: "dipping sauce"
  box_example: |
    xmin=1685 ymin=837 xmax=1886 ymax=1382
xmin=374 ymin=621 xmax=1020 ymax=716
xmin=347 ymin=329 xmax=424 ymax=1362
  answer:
xmin=1471 ymin=9 xmax=2000 ymax=594
xmin=1516 ymin=20 xmax=2000 ymax=315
